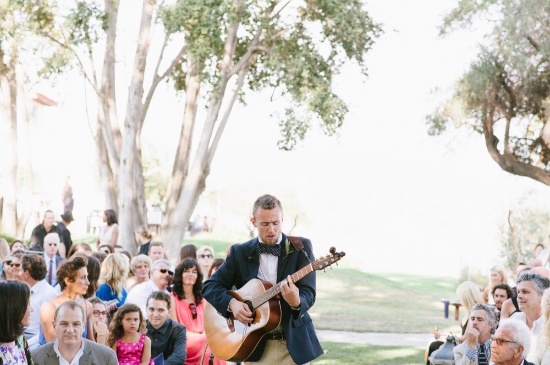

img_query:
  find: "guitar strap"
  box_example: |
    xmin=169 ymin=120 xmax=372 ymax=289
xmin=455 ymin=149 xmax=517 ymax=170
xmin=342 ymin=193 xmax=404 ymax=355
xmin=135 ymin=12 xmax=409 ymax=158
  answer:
xmin=287 ymin=236 xmax=304 ymax=250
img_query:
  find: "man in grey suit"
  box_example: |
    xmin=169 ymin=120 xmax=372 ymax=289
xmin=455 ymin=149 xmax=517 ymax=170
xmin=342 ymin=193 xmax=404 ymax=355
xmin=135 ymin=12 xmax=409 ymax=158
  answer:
xmin=31 ymin=300 xmax=117 ymax=365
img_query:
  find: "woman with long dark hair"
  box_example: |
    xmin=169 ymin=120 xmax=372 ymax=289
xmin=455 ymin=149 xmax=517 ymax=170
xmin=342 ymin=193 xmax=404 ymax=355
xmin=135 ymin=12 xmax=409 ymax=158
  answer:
xmin=0 ymin=281 xmax=34 ymax=364
xmin=171 ymin=259 xmax=225 ymax=365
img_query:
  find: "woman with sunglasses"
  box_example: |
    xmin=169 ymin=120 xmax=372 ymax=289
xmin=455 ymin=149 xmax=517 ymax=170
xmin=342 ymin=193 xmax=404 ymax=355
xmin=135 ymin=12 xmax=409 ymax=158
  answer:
xmin=171 ymin=258 xmax=225 ymax=365
xmin=0 ymin=254 xmax=14 ymax=281
xmin=196 ymin=246 xmax=214 ymax=282
xmin=87 ymin=297 xmax=109 ymax=345
xmin=9 ymin=252 xmax=24 ymax=281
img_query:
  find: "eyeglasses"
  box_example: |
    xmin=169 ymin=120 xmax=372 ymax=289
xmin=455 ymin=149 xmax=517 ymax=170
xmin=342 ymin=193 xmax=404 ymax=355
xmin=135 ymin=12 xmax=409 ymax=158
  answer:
xmin=190 ymin=303 xmax=197 ymax=320
xmin=157 ymin=268 xmax=174 ymax=276
xmin=92 ymin=310 xmax=108 ymax=317
xmin=47 ymin=243 xmax=58 ymax=247
xmin=199 ymin=254 xmax=213 ymax=259
xmin=493 ymin=338 xmax=517 ymax=346
xmin=10 ymin=263 xmax=21 ymax=268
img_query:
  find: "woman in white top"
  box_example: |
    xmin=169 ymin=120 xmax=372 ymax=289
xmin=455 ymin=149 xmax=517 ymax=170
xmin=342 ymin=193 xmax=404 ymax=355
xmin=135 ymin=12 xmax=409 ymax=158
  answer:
xmin=96 ymin=209 xmax=119 ymax=249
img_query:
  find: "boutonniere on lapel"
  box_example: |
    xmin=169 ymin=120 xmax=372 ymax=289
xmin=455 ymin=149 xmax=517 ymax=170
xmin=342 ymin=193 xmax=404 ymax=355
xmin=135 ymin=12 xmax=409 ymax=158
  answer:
xmin=284 ymin=238 xmax=294 ymax=260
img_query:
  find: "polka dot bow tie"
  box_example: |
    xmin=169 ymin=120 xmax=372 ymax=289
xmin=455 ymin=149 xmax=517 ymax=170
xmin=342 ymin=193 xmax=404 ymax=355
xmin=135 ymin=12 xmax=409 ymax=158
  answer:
xmin=257 ymin=243 xmax=281 ymax=256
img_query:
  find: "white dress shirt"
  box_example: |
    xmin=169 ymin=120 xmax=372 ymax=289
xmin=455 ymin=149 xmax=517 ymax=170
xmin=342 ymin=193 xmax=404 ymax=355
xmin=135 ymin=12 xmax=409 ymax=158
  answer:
xmin=125 ymin=279 xmax=167 ymax=319
xmin=54 ymin=339 xmax=85 ymax=365
xmin=257 ymin=235 xmax=283 ymax=285
xmin=25 ymin=279 xmax=60 ymax=349
xmin=511 ymin=311 xmax=542 ymax=364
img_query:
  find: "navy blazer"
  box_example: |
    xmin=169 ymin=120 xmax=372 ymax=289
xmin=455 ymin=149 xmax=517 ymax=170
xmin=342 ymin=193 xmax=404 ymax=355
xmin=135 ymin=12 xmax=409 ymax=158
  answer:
xmin=203 ymin=234 xmax=323 ymax=364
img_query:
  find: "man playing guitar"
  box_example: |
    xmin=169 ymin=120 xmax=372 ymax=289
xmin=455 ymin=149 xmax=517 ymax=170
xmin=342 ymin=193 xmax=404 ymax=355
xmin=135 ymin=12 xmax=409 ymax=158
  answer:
xmin=203 ymin=194 xmax=323 ymax=365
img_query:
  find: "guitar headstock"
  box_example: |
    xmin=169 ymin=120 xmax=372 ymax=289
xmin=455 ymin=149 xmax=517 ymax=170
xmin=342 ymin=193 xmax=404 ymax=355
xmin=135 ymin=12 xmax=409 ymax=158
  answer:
xmin=312 ymin=247 xmax=345 ymax=271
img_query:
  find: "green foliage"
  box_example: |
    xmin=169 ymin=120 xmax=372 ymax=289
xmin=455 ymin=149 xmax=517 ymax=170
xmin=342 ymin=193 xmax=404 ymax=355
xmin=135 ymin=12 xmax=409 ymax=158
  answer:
xmin=65 ymin=1 xmax=107 ymax=46
xmin=429 ymin=0 xmax=550 ymax=173
xmin=161 ymin=0 xmax=380 ymax=149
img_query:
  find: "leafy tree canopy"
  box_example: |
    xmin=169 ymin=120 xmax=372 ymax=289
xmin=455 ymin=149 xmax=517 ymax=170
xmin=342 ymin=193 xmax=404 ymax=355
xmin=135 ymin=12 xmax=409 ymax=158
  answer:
xmin=428 ymin=0 xmax=550 ymax=185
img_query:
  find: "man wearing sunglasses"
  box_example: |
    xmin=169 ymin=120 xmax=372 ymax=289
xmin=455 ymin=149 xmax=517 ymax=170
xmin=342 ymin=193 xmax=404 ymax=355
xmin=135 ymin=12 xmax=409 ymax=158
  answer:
xmin=491 ymin=319 xmax=534 ymax=365
xmin=453 ymin=303 xmax=496 ymax=365
xmin=126 ymin=259 xmax=173 ymax=319
xmin=43 ymin=233 xmax=64 ymax=287
xmin=203 ymin=194 xmax=323 ymax=365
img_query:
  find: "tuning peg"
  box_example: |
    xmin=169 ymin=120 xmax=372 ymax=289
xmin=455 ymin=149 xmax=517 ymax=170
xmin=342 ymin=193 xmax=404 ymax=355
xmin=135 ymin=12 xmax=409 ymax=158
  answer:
xmin=330 ymin=247 xmax=336 ymax=254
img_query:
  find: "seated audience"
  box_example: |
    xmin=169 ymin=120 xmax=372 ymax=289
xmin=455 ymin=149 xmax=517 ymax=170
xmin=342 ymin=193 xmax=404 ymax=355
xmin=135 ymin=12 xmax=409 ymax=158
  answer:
xmin=126 ymin=255 xmax=152 ymax=293
xmin=96 ymin=253 xmax=130 ymax=314
xmin=196 ymin=246 xmax=214 ymax=281
xmin=502 ymin=264 xmax=532 ymax=320
xmin=38 ymin=255 xmax=95 ymax=345
xmin=20 ymin=254 xmax=59 ymax=349
xmin=456 ymin=281 xmax=487 ymax=342
xmin=180 ymin=244 xmax=198 ymax=262
xmin=10 ymin=239 xmax=26 ymax=254
xmin=32 ymin=300 xmax=118 ymax=365
xmin=126 ymin=259 xmax=172 ymax=319
xmin=510 ymin=273 xmax=550 ymax=363
xmin=43 ymin=233 xmax=64 ymax=287
xmin=146 ymin=291 xmax=187 ymax=365
xmin=171 ymin=258 xmax=225 ymax=364
xmin=0 ymin=281 xmax=33 ymax=364
xmin=148 ymin=242 xmax=166 ymax=263
xmin=67 ymin=242 xmax=93 ymax=257
xmin=453 ymin=303 xmax=496 ymax=364
xmin=208 ymin=258 xmax=225 ymax=278
xmin=88 ymin=297 xmax=109 ymax=345
xmin=107 ymin=303 xmax=153 ymax=365
xmin=484 ymin=265 xmax=507 ymax=304
xmin=491 ymin=319 xmax=534 ymax=365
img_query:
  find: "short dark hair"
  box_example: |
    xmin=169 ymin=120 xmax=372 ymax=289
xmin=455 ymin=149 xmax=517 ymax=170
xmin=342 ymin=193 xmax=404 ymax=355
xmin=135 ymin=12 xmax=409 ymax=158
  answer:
xmin=98 ymin=244 xmax=114 ymax=254
xmin=21 ymin=254 xmax=47 ymax=281
xmin=208 ymin=258 xmax=225 ymax=278
xmin=0 ymin=281 xmax=31 ymax=342
xmin=252 ymin=194 xmax=282 ymax=217
xmin=180 ymin=244 xmax=198 ymax=261
xmin=147 ymin=290 xmax=172 ymax=310
xmin=492 ymin=283 xmax=513 ymax=299
xmin=55 ymin=300 xmax=85 ymax=322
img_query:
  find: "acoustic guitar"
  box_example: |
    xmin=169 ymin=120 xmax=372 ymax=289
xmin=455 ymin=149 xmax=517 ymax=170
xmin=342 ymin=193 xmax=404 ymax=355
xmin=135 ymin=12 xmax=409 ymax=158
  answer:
xmin=204 ymin=247 xmax=345 ymax=361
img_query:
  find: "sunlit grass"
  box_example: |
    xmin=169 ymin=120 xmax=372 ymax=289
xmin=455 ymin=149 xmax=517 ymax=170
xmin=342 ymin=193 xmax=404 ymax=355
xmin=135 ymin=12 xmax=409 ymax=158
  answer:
xmin=313 ymin=342 xmax=425 ymax=365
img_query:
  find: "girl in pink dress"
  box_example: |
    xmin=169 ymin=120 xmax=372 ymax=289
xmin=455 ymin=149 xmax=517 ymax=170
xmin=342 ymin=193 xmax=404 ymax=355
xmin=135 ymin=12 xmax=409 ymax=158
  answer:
xmin=171 ymin=258 xmax=226 ymax=365
xmin=107 ymin=303 xmax=154 ymax=365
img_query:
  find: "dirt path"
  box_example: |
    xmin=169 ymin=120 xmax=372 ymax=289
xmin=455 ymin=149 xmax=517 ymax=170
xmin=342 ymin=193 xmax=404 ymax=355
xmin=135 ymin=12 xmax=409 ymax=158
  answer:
xmin=317 ymin=330 xmax=432 ymax=347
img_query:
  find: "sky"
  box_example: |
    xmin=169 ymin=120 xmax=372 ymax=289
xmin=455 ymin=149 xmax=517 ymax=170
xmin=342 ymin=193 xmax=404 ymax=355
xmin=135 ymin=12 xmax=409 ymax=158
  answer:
xmin=22 ymin=0 xmax=550 ymax=278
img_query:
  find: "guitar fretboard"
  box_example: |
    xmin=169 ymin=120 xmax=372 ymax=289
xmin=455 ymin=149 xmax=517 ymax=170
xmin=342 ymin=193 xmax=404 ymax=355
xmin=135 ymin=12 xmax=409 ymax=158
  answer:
xmin=250 ymin=263 xmax=313 ymax=309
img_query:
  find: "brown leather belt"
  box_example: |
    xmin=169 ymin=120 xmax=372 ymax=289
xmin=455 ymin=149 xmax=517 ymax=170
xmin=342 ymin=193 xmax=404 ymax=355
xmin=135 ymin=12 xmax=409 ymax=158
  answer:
xmin=267 ymin=331 xmax=285 ymax=340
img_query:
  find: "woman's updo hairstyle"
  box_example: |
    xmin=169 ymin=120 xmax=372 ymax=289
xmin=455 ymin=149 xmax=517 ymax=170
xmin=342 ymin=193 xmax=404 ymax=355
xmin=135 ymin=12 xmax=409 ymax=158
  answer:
xmin=57 ymin=255 xmax=88 ymax=291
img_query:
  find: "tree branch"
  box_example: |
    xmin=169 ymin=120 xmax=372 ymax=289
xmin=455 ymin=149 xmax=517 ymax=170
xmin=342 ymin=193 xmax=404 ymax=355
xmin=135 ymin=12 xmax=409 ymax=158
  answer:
xmin=39 ymin=30 xmax=100 ymax=95
xmin=142 ymin=40 xmax=186 ymax=123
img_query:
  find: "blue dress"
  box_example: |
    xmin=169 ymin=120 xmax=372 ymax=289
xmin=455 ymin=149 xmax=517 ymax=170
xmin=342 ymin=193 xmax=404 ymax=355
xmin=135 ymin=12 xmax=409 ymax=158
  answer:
xmin=38 ymin=300 xmax=88 ymax=345
xmin=95 ymin=283 xmax=127 ymax=307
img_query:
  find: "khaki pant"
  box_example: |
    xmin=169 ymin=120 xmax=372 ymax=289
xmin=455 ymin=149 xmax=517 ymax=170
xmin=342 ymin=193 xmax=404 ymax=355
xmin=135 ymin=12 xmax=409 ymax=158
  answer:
xmin=244 ymin=340 xmax=310 ymax=365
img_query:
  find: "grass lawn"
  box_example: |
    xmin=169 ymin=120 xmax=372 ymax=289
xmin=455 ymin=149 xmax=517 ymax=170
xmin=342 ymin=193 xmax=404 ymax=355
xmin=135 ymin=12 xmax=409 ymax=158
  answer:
xmin=312 ymin=342 xmax=426 ymax=365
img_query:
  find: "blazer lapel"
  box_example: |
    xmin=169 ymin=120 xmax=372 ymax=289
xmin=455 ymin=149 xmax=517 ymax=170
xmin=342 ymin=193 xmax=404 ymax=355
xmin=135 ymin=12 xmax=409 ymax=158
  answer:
xmin=244 ymin=239 xmax=260 ymax=282
xmin=46 ymin=345 xmax=58 ymax=365
xmin=277 ymin=234 xmax=291 ymax=283
xmin=78 ymin=340 xmax=92 ymax=365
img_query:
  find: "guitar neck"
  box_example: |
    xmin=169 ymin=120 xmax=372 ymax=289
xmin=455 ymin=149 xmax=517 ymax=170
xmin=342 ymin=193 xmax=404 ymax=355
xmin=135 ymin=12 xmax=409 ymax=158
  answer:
xmin=250 ymin=263 xmax=313 ymax=309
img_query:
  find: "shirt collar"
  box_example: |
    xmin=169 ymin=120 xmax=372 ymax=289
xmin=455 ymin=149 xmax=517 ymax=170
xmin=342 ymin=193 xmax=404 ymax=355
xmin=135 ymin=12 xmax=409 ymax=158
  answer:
xmin=147 ymin=319 xmax=170 ymax=335
xmin=53 ymin=339 xmax=85 ymax=362
xmin=258 ymin=235 xmax=283 ymax=246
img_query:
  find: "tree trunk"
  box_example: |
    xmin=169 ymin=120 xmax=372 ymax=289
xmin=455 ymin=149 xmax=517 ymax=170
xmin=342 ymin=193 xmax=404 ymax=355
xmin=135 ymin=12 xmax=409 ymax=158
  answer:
xmin=118 ymin=0 xmax=155 ymax=253
xmin=162 ymin=57 xmax=201 ymax=233
xmin=0 ymin=47 xmax=18 ymax=237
